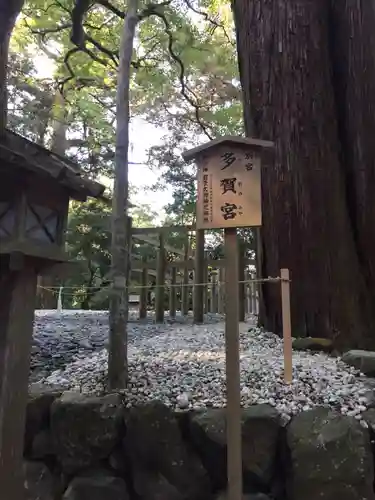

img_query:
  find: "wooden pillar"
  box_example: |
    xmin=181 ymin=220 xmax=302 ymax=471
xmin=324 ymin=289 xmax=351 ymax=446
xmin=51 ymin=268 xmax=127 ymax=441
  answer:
xmin=218 ymin=268 xmax=222 ymax=313
xmin=203 ymin=255 xmax=209 ymax=314
xmin=192 ymin=269 xmax=195 ymax=313
xmin=224 ymin=228 xmax=242 ymax=500
xmin=176 ymin=272 xmax=181 ymax=312
xmin=238 ymin=246 xmax=245 ymax=322
xmin=245 ymin=269 xmax=250 ymax=314
xmin=0 ymin=262 xmax=38 ymax=499
xmin=181 ymin=235 xmax=189 ymax=315
xmin=194 ymin=229 xmax=205 ymax=323
xmin=218 ymin=267 xmax=226 ymax=314
xmin=169 ymin=267 xmax=177 ymax=319
xmin=139 ymin=258 xmax=148 ymax=320
xmin=211 ymin=270 xmax=218 ymax=313
xmin=251 ymin=272 xmax=257 ymax=314
xmin=207 ymin=272 xmax=212 ymax=313
xmin=155 ymin=232 xmax=165 ymax=323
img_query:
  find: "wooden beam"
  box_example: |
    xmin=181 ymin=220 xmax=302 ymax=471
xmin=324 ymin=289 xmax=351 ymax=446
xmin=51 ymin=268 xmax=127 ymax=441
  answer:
xmin=130 ymin=258 xmax=255 ymax=270
xmin=132 ymin=234 xmax=185 ymax=256
xmin=132 ymin=225 xmax=195 ymax=234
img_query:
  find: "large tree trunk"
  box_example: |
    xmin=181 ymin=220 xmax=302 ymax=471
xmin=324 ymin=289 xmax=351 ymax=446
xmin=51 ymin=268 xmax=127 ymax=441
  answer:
xmin=232 ymin=0 xmax=375 ymax=349
xmin=0 ymin=0 xmax=25 ymax=131
xmin=329 ymin=1 xmax=375 ymax=325
xmin=109 ymin=0 xmax=139 ymax=389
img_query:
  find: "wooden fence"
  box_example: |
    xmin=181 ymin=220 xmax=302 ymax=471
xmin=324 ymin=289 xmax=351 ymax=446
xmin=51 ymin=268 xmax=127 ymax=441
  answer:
xmin=38 ymin=224 xmax=259 ymax=321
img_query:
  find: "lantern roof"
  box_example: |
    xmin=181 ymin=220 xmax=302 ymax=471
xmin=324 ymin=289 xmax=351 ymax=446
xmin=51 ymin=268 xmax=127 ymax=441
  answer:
xmin=0 ymin=130 xmax=105 ymax=201
xmin=182 ymin=135 xmax=274 ymax=163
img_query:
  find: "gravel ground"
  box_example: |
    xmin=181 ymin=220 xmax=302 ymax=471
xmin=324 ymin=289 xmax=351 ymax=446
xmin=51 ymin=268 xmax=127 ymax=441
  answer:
xmin=31 ymin=310 xmax=375 ymax=424
xmin=31 ymin=309 xmax=225 ymax=381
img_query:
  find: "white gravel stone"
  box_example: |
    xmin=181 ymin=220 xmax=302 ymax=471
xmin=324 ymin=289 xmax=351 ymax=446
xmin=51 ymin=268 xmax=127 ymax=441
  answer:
xmin=31 ymin=310 xmax=375 ymax=420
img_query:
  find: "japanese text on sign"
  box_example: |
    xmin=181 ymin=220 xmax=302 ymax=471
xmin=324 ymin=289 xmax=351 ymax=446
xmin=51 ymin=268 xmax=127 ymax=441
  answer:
xmin=197 ymin=145 xmax=261 ymax=229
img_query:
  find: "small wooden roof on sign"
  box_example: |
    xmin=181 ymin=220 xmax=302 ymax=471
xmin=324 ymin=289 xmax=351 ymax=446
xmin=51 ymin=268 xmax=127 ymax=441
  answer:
xmin=0 ymin=129 xmax=105 ymax=201
xmin=182 ymin=135 xmax=274 ymax=162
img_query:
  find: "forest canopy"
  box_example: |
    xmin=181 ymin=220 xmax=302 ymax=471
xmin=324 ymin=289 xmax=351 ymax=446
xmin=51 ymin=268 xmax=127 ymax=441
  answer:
xmin=6 ymin=0 xmax=242 ymax=310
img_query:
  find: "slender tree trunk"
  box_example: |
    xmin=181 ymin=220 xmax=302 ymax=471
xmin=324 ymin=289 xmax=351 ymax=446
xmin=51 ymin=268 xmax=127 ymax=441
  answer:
xmin=50 ymin=90 xmax=68 ymax=155
xmin=109 ymin=0 xmax=139 ymax=389
xmin=0 ymin=0 xmax=25 ymax=132
xmin=38 ymin=90 xmax=68 ymax=310
xmin=35 ymin=94 xmax=54 ymax=146
xmin=232 ymin=0 xmax=375 ymax=349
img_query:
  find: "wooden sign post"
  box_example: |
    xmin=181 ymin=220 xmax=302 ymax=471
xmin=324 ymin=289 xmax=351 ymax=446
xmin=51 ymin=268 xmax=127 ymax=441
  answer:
xmin=183 ymin=136 xmax=273 ymax=500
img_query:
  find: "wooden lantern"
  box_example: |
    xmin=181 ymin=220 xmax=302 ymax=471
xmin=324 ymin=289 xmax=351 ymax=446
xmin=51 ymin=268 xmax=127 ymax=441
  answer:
xmin=0 ymin=130 xmax=104 ymax=500
xmin=0 ymin=130 xmax=104 ymax=268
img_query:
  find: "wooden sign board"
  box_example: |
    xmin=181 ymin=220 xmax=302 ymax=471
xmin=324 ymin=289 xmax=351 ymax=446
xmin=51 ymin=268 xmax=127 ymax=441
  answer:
xmin=196 ymin=144 xmax=262 ymax=229
xmin=183 ymin=135 xmax=273 ymax=500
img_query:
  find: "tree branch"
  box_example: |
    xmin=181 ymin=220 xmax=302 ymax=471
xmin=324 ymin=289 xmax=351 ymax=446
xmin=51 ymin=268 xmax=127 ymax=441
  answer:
xmin=182 ymin=0 xmax=234 ymax=47
xmin=149 ymin=10 xmax=213 ymax=140
xmin=97 ymin=0 xmax=125 ymax=18
xmin=26 ymin=21 xmax=72 ymax=35
xmin=71 ymin=0 xmax=91 ymax=46
xmin=59 ymin=47 xmax=81 ymax=91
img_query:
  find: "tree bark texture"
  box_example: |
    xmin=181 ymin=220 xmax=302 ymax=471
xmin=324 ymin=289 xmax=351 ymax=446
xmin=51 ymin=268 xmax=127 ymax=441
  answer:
xmin=0 ymin=0 xmax=25 ymax=132
xmin=232 ymin=0 xmax=375 ymax=349
xmin=109 ymin=0 xmax=139 ymax=389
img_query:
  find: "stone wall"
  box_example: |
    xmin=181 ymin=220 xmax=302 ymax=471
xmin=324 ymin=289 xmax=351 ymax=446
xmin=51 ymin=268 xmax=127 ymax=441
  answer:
xmin=24 ymin=389 xmax=375 ymax=500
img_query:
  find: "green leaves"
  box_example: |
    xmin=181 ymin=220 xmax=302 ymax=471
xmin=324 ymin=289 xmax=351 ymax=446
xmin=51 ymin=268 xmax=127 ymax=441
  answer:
xmin=11 ymin=0 xmax=245 ymax=264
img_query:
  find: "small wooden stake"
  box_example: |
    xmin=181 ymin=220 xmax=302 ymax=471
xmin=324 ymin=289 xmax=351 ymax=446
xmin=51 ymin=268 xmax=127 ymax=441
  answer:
xmin=281 ymin=268 xmax=292 ymax=384
xmin=224 ymin=227 xmax=242 ymax=500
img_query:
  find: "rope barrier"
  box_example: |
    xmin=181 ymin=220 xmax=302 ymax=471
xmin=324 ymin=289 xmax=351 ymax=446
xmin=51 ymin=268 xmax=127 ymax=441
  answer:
xmin=37 ymin=276 xmax=285 ymax=292
xmin=36 ymin=276 xmax=289 ymax=300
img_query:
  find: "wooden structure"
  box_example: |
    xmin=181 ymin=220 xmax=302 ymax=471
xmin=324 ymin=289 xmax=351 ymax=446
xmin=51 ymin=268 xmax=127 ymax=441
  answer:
xmin=45 ymin=221 xmax=259 ymax=319
xmin=0 ymin=130 xmax=104 ymax=499
xmin=183 ymin=136 xmax=273 ymax=500
xmin=77 ymin=214 xmax=257 ymax=320
xmin=127 ymin=225 xmax=258 ymax=322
